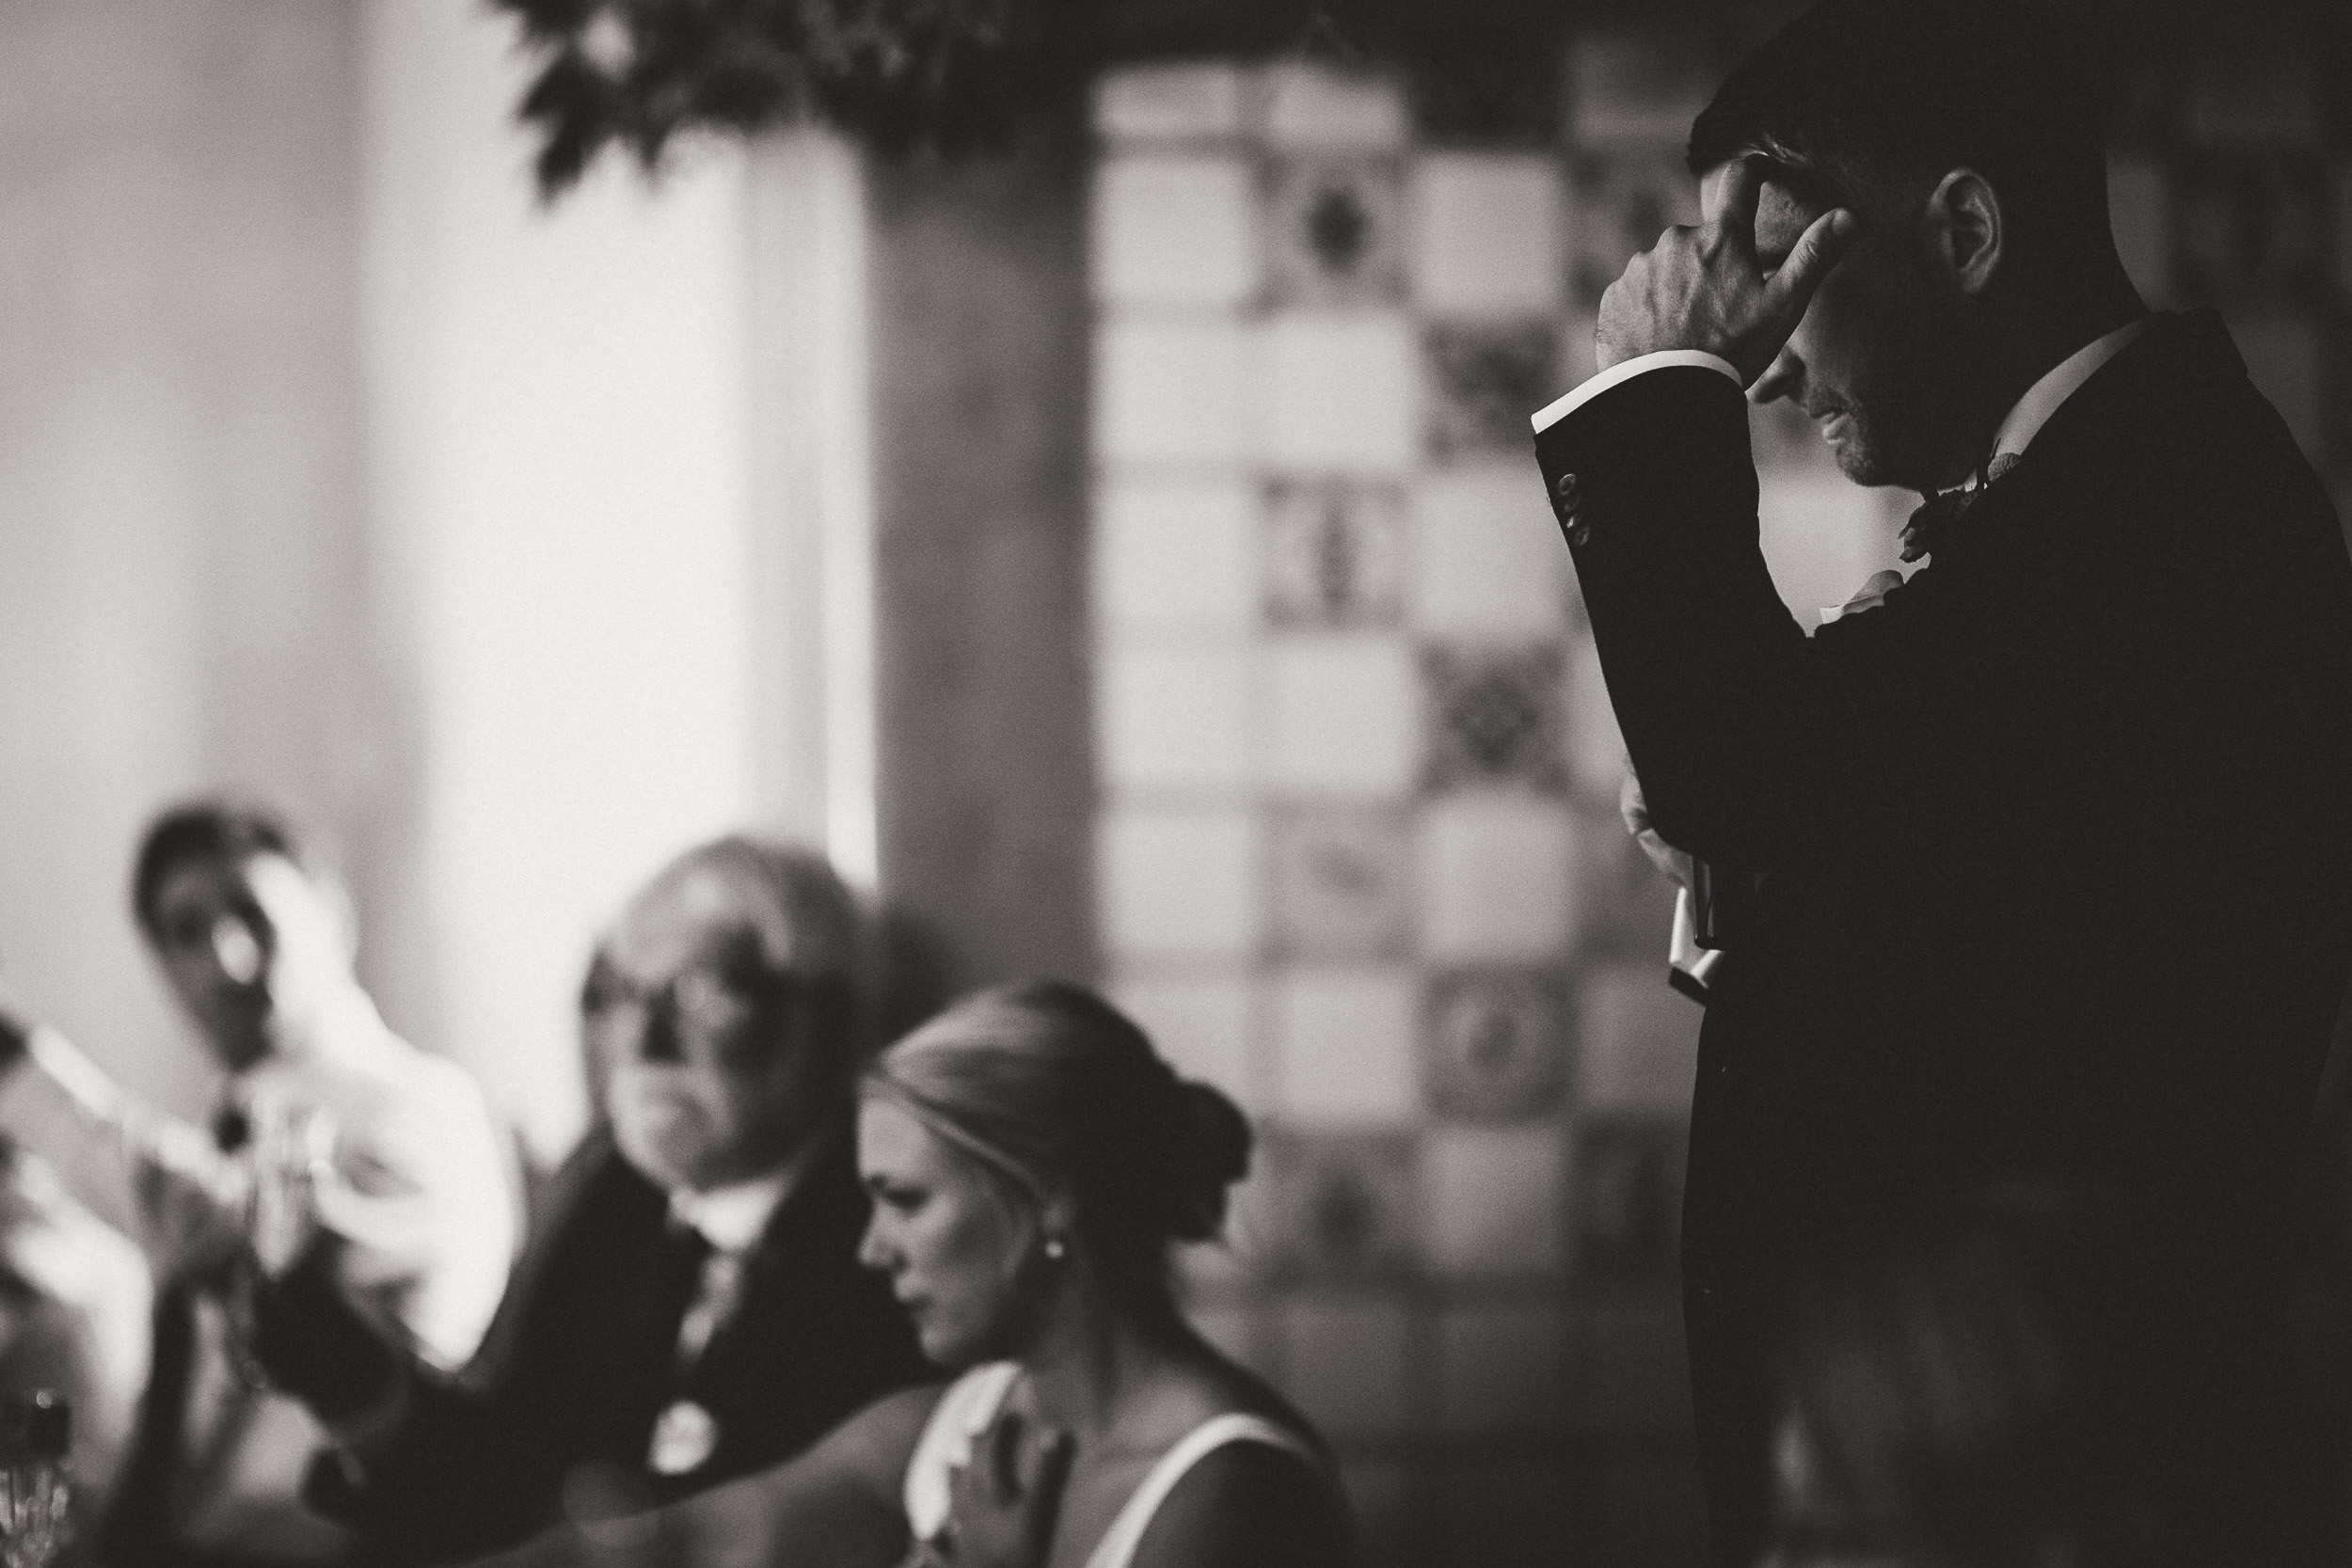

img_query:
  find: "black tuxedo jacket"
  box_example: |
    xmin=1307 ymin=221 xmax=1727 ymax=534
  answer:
xmin=294 ymin=1124 xmax=929 ymax=1564
xmin=1541 ymin=311 xmax=2352 ymax=1548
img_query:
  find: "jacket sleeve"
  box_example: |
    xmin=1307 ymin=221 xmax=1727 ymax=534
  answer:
xmin=1537 ymin=365 xmax=1933 ymax=872
xmin=279 ymin=1140 xmax=629 ymax=1561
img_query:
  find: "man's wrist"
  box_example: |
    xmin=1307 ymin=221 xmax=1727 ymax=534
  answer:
xmin=1532 ymin=350 xmax=1742 ymax=435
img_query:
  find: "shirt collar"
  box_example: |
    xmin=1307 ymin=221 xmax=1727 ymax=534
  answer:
xmin=1987 ymin=316 xmax=2150 ymax=466
xmin=241 ymin=984 xmax=394 ymax=1084
xmin=665 ymin=1124 xmax=835 ymax=1253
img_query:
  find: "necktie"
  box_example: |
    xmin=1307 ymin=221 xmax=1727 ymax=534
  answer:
xmin=645 ymin=1224 xmax=739 ymax=1478
xmin=1900 ymin=451 xmax=2021 ymax=562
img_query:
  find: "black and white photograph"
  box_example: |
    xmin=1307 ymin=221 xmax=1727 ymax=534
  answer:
xmin=0 ymin=1 xmax=2346 ymax=1564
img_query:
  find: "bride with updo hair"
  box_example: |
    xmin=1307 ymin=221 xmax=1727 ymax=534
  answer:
xmin=478 ymin=980 xmax=1355 ymax=1568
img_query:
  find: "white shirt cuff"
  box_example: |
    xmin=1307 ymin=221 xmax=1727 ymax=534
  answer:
xmin=1532 ymin=350 xmax=1741 ymax=435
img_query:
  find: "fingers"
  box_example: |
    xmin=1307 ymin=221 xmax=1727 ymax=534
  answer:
xmin=1761 ymin=206 xmax=1857 ymax=321
xmin=1618 ymin=768 xmax=1650 ymax=838
xmin=1708 ymin=156 xmax=1766 ymax=257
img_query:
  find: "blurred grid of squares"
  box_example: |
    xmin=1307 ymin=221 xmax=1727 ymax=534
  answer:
xmin=1086 ymin=53 xmax=1703 ymax=1499
xmin=1086 ymin=22 xmax=2352 ymax=1563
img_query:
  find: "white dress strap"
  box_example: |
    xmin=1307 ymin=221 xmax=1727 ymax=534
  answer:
xmin=1080 ymin=1414 xmax=1324 ymax=1568
xmin=902 ymin=1361 xmax=1022 ymax=1544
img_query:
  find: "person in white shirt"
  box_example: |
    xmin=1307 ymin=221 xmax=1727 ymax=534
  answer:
xmin=0 ymin=797 xmax=519 ymax=1562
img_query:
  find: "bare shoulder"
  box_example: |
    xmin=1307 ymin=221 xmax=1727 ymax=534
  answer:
xmin=803 ymin=1381 xmax=954 ymax=1496
xmin=1123 ymin=1439 xmax=1355 ymax=1568
xmin=1156 ymin=1344 xmax=1325 ymax=1450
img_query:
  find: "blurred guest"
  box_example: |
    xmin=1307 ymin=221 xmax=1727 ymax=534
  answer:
xmin=471 ymin=981 xmax=1354 ymax=1568
xmin=1539 ymin=1 xmax=2352 ymax=1558
xmin=249 ymin=836 xmax=929 ymax=1563
xmin=0 ymin=1142 xmax=153 ymax=1560
xmin=0 ymin=798 xmax=518 ymax=1562
xmin=1762 ymin=1192 xmax=2313 ymax=1568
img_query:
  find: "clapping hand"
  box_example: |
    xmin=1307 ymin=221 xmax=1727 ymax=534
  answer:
xmin=246 ymin=1105 xmax=336 ymax=1278
xmin=1597 ymin=157 xmax=1855 ymax=384
xmin=941 ymin=1409 xmax=1073 ymax=1568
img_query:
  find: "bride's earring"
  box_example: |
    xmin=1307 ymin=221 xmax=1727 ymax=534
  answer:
xmin=1043 ymin=1235 xmax=1067 ymax=1261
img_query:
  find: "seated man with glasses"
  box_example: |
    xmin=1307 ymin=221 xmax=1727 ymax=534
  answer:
xmin=246 ymin=835 xmax=930 ymax=1564
xmin=0 ymin=797 xmax=520 ymax=1562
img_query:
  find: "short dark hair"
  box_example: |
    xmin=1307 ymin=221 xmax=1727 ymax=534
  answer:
xmin=1688 ymin=0 xmax=2118 ymax=270
xmin=131 ymin=798 xmax=311 ymax=940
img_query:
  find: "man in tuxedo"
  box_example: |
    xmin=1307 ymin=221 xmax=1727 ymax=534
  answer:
xmin=1532 ymin=4 xmax=2352 ymax=1561
xmin=0 ymin=799 xmax=519 ymax=1562
xmin=249 ymin=835 xmax=929 ymax=1563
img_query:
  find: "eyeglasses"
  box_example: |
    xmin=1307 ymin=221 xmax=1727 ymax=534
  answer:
xmin=580 ymin=958 xmax=810 ymax=1039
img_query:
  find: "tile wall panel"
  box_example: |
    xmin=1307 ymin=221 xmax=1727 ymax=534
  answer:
xmin=1096 ymin=643 xmax=1253 ymax=794
xmin=1272 ymin=965 xmax=1423 ymax=1125
xmin=1111 ymin=971 xmax=1261 ymax=1110
xmin=1093 ymin=481 xmax=1260 ymax=635
xmin=1096 ymin=808 xmax=1261 ymax=959
xmin=1266 ymin=154 xmax=1407 ymax=309
xmin=1267 ymin=803 xmax=1415 ymax=960
xmin=1279 ymin=1293 xmax=1416 ymax=1437
xmin=1093 ymin=319 xmax=1253 ymax=467
xmin=1437 ymin=1299 xmax=1567 ymax=1433
xmin=1418 ymin=794 xmax=1579 ymax=962
xmin=1090 ymin=39 xmax=2352 ymax=1563
xmin=1422 ymin=1125 xmax=1567 ymax=1276
xmin=1409 ymin=154 xmax=1566 ymax=316
xmin=1265 ymin=633 xmax=1422 ymax=795
xmin=1408 ymin=467 xmax=1572 ymax=640
xmin=1263 ymin=314 xmax=1421 ymax=471
xmin=1091 ymin=155 xmax=1261 ymax=308
xmin=1264 ymin=480 xmax=1407 ymax=627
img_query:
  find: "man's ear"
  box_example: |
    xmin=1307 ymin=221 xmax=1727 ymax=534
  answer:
xmin=1928 ymin=168 xmax=2003 ymax=295
xmin=1037 ymin=1191 xmax=1079 ymax=1251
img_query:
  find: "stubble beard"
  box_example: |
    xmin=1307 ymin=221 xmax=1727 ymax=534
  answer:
xmin=1821 ymin=277 xmax=1979 ymax=493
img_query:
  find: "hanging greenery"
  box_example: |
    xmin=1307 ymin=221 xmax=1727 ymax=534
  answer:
xmin=490 ymin=0 xmax=1576 ymax=198
xmin=491 ymin=0 xmax=1069 ymax=196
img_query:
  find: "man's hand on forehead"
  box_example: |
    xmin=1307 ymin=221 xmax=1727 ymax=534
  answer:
xmin=1595 ymin=154 xmax=1854 ymax=385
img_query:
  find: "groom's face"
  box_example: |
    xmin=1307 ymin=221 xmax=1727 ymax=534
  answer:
xmin=1734 ymin=167 xmax=1976 ymax=493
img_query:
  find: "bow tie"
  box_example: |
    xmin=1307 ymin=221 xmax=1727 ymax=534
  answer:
xmin=1899 ymin=451 xmax=2021 ymax=563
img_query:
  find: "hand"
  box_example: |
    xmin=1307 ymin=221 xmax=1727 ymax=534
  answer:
xmin=1595 ymin=158 xmax=1855 ymax=385
xmin=942 ymin=1410 xmax=1072 ymax=1568
xmin=1620 ymin=768 xmax=1693 ymax=893
xmin=247 ymin=1106 xmax=336 ymax=1277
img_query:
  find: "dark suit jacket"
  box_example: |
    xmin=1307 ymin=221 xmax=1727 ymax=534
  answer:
xmin=1540 ymin=310 xmax=2352 ymax=1549
xmin=275 ymin=1123 xmax=929 ymax=1564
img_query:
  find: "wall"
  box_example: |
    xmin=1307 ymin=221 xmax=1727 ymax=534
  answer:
xmin=0 ymin=0 xmax=365 ymax=1117
xmin=0 ymin=1 xmax=869 ymax=1164
xmin=352 ymin=0 xmax=769 ymax=1158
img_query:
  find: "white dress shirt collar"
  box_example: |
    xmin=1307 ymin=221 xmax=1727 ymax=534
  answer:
xmin=1988 ymin=315 xmax=2150 ymax=465
xmin=665 ymin=1125 xmax=835 ymax=1253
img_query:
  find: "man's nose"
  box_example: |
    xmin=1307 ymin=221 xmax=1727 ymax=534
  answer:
xmin=636 ymin=1004 xmax=684 ymax=1065
xmin=855 ymin=1212 xmax=893 ymax=1272
xmin=1751 ymin=343 xmax=1804 ymax=404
